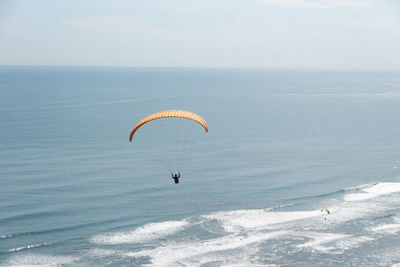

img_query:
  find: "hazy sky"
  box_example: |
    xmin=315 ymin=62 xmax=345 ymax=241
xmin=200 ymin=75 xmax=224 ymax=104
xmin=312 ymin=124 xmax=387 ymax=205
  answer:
xmin=0 ymin=0 xmax=399 ymax=69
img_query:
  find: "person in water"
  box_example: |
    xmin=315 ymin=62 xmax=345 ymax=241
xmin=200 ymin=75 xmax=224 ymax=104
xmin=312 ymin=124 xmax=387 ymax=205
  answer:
xmin=171 ymin=172 xmax=180 ymax=184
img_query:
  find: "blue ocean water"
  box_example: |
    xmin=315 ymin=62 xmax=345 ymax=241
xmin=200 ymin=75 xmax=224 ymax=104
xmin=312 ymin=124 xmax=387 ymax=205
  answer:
xmin=1 ymin=66 xmax=400 ymax=266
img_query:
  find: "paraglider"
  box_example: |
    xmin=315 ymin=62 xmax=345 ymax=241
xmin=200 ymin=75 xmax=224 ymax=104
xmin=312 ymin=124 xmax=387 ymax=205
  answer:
xmin=129 ymin=110 xmax=208 ymax=184
xmin=321 ymin=208 xmax=330 ymax=221
xmin=320 ymin=208 xmax=330 ymax=214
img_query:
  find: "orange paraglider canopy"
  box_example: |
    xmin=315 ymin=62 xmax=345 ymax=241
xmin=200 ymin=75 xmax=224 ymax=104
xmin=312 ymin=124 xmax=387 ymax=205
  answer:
xmin=129 ymin=110 xmax=208 ymax=142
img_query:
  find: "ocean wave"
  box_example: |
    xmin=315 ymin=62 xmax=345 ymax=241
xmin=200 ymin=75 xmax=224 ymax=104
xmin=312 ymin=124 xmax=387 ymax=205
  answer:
xmin=0 ymin=254 xmax=79 ymax=267
xmin=125 ymin=229 xmax=375 ymax=266
xmin=0 ymin=211 xmax=63 ymax=224
xmin=296 ymin=232 xmax=350 ymax=252
xmin=202 ymin=209 xmax=322 ymax=232
xmin=368 ymin=223 xmax=400 ymax=234
xmin=87 ymin=180 xmax=400 ymax=265
xmin=296 ymin=232 xmax=373 ymax=253
xmin=344 ymin=182 xmax=400 ymax=202
xmin=91 ymin=220 xmax=189 ymax=245
xmin=367 ymin=216 xmax=400 ymax=234
xmin=7 ymin=243 xmax=52 ymax=253
xmin=126 ymin=231 xmax=287 ymax=266
xmin=0 ymin=220 xmax=115 ymax=240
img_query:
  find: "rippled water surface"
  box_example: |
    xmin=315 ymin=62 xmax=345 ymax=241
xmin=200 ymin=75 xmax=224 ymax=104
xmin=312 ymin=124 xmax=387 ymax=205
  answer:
xmin=1 ymin=66 xmax=400 ymax=266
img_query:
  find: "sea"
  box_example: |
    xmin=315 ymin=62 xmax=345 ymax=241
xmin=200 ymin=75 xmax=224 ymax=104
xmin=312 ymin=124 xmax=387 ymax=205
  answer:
xmin=1 ymin=66 xmax=400 ymax=266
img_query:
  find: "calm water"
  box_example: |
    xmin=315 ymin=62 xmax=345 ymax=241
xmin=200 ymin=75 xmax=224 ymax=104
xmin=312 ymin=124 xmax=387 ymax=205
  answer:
xmin=1 ymin=66 xmax=400 ymax=266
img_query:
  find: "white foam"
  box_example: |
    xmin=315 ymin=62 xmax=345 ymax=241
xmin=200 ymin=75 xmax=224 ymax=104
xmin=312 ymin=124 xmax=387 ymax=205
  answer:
xmin=200 ymin=199 xmax=387 ymax=234
xmin=368 ymin=217 xmax=400 ymax=234
xmin=91 ymin=220 xmax=189 ymax=245
xmin=344 ymin=182 xmax=400 ymax=202
xmin=202 ymin=209 xmax=322 ymax=232
xmin=334 ymin=236 xmax=374 ymax=251
xmin=85 ymin=181 xmax=400 ymax=264
xmin=126 ymin=231 xmax=287 ymax=266
xmin=0 ymin=254 xmax=79 ymax=267
xmin=368 ymin=223 xmax=400 ymax=233
xmin=8 ymin=243 xmax=52 ymax=252
xmin=297 ymin=232 xmax=349 ymax=252
xmin=297 ymin=232 xmax=373 ymax=253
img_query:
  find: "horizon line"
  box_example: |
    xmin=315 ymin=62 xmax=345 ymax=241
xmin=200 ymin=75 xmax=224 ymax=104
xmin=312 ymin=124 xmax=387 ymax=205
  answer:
xmin=0 ymin=64 xmax=399 ymax=72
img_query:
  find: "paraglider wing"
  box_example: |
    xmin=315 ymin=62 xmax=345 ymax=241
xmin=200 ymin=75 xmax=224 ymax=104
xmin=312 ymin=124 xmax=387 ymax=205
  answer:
xmin=129 ymin=110 xmax=208 ymax=142
xmin=320 ymin=208 xmax=330 ymax=214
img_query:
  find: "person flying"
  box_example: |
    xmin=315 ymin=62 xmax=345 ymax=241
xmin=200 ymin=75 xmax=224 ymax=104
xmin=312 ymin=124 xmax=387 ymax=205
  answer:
xmin=129 ymin=110 xmax=209 ymax=186
xmin=171 ymin=172 xmax=180 ymax=184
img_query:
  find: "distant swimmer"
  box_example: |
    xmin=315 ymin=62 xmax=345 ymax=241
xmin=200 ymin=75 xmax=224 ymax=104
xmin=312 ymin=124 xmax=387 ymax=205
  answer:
xmin=171 ymin=172 xmax=180 ymax=184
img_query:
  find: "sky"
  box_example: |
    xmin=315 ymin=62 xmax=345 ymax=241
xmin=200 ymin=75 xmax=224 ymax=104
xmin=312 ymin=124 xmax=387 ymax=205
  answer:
xmin=0 ymin=0 xmax=399 ymax=69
